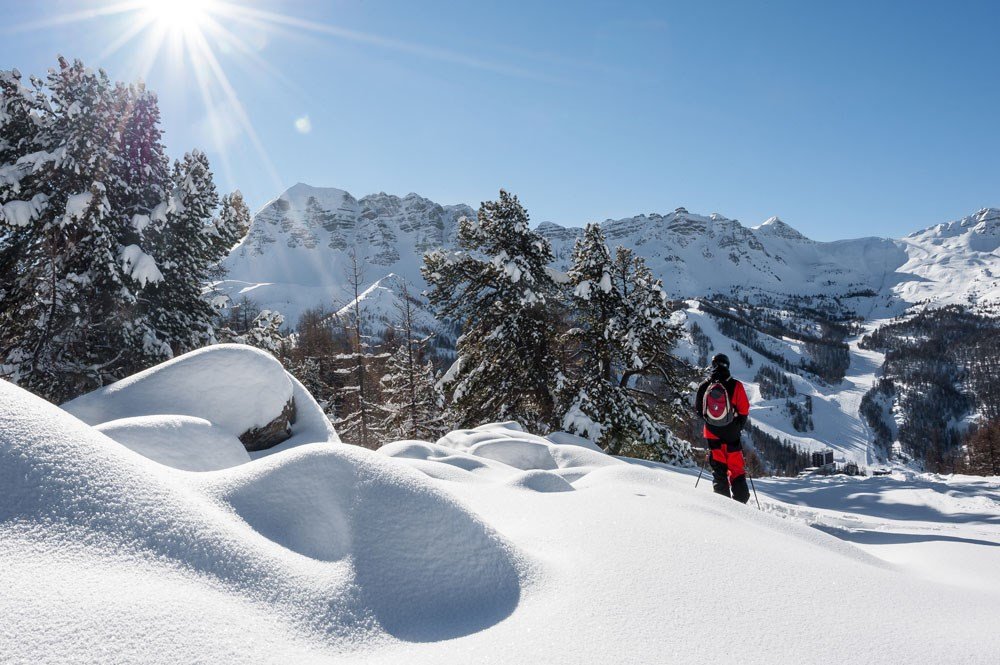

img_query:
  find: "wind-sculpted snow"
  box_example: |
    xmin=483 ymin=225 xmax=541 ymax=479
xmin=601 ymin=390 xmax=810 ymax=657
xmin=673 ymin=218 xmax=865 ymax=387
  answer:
xmin=64 ymin=344 xmax=295 ymax=437
xmin=2 ymin=346 xmax=999 ymax=663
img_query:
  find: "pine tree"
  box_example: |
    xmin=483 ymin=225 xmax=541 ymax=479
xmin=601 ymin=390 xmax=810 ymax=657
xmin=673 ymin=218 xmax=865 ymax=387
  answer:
xmin=144 ymin=150 xmax=222 ymax=355
xmin=219 ymin=309 xmax=287 ymax=356
xmin=1 ymin=59 xmax=251 ymax=401
xmin=561 ymin=223 xmax=690 ymax=462
xmin=422 ymin=189 xmax=560 ymax=432
xmin=379 ymin=283 xmax=445 ymax=441
xmin=0 ymin=58 xmax=163 ymax=400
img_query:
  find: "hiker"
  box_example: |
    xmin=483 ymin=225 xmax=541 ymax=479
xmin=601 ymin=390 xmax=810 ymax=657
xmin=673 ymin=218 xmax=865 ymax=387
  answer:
xmin=694 ymin=353 xmax=751 ymax=503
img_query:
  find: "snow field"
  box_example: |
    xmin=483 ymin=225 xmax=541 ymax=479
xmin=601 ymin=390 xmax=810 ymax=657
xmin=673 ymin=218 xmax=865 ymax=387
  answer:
xmin=2 ymin=345 xmax=999 ymax=663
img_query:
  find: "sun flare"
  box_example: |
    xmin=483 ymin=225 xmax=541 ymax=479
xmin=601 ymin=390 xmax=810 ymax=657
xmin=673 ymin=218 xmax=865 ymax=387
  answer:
xmin=139 ymin=0 xmax=216 ymax=33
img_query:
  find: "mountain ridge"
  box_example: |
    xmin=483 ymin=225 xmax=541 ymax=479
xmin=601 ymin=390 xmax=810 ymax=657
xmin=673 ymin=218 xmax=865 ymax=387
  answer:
xmin=219 ymin=184 xmax=1000 ymax=328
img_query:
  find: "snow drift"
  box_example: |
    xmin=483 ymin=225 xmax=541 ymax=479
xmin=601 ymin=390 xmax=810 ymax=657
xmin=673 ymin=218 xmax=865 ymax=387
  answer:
xmin=2 ymin=345 xmax=999 ymax=663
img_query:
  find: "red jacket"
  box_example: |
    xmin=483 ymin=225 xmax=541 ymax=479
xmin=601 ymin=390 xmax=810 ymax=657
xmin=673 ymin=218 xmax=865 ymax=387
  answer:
xmin=694 ymin=372 xmax=750 ymax=443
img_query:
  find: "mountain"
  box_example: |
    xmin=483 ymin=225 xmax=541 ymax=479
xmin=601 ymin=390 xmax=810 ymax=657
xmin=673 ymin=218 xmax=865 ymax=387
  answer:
xmin=216 ymin=185 xmax=1000 ymax=468
xmin=218 ymin=185 xmax=1000 ymax=326
xmin=220 ymin=183 xmax=472 ymax=325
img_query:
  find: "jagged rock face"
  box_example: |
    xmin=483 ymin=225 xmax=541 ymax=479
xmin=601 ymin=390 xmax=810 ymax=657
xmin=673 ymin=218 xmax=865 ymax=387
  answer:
xmin=217 ymin=185 xmax=1000 ymax=330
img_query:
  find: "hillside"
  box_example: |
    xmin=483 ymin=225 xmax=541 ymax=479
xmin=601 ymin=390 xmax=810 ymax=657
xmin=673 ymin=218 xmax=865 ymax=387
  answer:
xmin=2 ymin=345 xmax=998 ymax=663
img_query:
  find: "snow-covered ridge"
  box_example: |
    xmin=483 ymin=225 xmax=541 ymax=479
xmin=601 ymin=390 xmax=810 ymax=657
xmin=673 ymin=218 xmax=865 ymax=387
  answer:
xmin=217 ymin=184 xmax=1000 ymax=331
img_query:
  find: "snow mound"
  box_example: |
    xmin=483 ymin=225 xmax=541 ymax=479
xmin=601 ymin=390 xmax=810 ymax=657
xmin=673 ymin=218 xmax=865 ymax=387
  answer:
xmin=432 ymin=422 xmax=617 ymax=475
xmin=63 ymin=344 xmax=337 ymax=458
xmin=64 ymin=344 xmax=293 ymax=436
xmin=503 ymin=469 xmax=575 ymax=492
xmin=199 ymin=444 xmax=524 ymax=641
xmin=95 ymin=415 xmax=250 ymax=471
xmin=0 ymin=377 xmax=525 ymax=654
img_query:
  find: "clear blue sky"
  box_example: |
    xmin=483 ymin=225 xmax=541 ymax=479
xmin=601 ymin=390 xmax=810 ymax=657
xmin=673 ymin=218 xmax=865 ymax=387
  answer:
xmin=2 ymin=0 xmax=998 ymax=240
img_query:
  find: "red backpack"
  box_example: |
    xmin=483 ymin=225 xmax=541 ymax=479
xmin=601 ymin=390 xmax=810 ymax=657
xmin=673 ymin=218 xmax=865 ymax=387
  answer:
xmin=702 ymin=381 xmax=735 ymax=426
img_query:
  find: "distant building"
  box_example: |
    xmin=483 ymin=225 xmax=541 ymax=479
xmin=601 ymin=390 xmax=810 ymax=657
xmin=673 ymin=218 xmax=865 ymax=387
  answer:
xmin=812 ymin=449 xmax=834 ymax=467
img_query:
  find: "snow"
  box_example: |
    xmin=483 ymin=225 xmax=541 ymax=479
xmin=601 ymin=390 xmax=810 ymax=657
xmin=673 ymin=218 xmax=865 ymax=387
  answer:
xmin=0 ymin=192 xmax=48 ymax=226
xmin=62 ymin=191 xmax=93 ymax=221
xmin=120 ymin=243 xmax=163 ymax=286
xmin=95 ymin=415 xmax=250 ymax=471
xmin=3 ymin=347 xmax=999 ymax=663
xmin=63 ymin=344 xmax=297 ymax=439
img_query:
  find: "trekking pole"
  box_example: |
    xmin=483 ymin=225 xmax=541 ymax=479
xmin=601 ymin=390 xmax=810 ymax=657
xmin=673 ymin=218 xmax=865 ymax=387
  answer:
xmin=694 ymin=449 xmax=707 ymax=487
xmin=747 ymin=469 xmax=761 ymax=510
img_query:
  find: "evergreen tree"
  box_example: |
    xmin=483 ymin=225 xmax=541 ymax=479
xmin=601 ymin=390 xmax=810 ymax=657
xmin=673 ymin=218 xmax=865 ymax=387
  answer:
xmin=379 ymin=283 xmax=445 ymax=441
xmin=144 ymin=150 xmax=223 ymax=355
xmin=561 ymin=223 xmax=689 ymax=462
xmin=1 ymin=58 xmax=246 ymax=401
xmin=422 ymin=189 xmax=560 ymax=432
xmin=0 ymin=58 xmax=164 ymax=400
xmin=219 ymin=309 xmax=287 ymax=356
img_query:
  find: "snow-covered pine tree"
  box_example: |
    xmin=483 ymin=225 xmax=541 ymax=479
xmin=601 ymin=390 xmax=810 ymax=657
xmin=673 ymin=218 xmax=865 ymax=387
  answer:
xmin=379 ymin=283 xmax=445 ymax=441
xmin=0 ymin=58 xmax=165 ymax=400
xmin=422 ymin=189 xmax=560 ymax=432
xmin=219 ymin=309 xmax=287 ymax=356
xmin=561 ymin=223 xmax=690 ymax=463
xmin=144 ymin=150 xmax=222 ymax=355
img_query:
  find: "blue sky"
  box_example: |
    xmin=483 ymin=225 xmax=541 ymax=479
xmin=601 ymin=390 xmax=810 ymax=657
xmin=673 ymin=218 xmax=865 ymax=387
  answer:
xmin=1 ymin=0 xmax=998 ymax=240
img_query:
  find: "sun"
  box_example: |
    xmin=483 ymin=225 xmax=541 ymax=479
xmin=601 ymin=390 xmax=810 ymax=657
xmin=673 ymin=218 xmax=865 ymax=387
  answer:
xmin=139 ymin=0 xmax=217 ymax=34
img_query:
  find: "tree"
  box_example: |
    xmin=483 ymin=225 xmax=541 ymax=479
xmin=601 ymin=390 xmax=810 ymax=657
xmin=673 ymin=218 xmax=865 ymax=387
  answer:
xmin=0 ymin=58 xmax=165 ymax=400
xmin=963 ymin=420 xmax=1000 ymax=476
xmin=331 ymin=249 xmax=386 ymax=448
xmin=220 ymin=309 xmax=287 ymax=356
xmin=379 ymin=283 xmax=445 ymax=441
xmin=143 ymin=150 xmax=222 ymax=355
xmin=560 ymin=223 xmax=689 ymax=462
xmin=422 ymin=189 xmax=560 ymax=432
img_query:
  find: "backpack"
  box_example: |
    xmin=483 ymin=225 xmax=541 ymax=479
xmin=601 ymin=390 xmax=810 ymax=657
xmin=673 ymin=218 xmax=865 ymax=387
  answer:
xmin=702 ymin=381 xmax=735 ymax=426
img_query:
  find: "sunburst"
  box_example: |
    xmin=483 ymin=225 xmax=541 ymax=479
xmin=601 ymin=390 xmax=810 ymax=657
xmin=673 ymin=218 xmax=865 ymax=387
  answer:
xmin=9 ymin=1 xmax=545 ymax=192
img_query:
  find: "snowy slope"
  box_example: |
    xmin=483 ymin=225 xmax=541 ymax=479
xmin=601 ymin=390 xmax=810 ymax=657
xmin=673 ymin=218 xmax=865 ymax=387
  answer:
xmin=678 ymin=301 xmax=886 ymax=466
xmin=2 ymin=347 xmax=999 ymax=663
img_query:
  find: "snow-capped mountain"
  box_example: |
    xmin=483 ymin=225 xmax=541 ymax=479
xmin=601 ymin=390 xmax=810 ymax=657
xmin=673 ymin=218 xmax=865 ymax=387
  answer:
xmin=218 ymin=184 xmax=1000 ymax=327
xmin=220 ymin=184 xmax=472 ymax=325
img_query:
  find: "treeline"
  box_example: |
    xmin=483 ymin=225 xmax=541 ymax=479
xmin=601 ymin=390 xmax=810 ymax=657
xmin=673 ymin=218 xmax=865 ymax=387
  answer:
xmin=860 ymin=306 xmax=1000 ymax=471
xmin=746 ymin=425 xmax=812 ymax=476
xmin=0 ymin=58 xmax=249 ymax=402
xmin=702 ymin=298 xmax=850 ymax=383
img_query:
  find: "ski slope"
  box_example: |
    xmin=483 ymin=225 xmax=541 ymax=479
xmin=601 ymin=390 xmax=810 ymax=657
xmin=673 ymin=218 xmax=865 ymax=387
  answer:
xmin=680 ymin=302 xmax=888 ymax=466
xmin=2 ymin=345 xmax=998 ymax=663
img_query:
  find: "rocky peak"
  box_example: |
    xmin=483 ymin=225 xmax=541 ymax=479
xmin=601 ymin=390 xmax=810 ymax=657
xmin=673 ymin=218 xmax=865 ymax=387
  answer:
xmin=755 ymin=216 xmax=809 ymax=241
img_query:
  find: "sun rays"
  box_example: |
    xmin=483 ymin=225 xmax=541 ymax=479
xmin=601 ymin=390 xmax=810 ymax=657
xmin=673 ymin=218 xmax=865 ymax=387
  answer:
xmin=7 ymin=0 xmax=560 ymax=195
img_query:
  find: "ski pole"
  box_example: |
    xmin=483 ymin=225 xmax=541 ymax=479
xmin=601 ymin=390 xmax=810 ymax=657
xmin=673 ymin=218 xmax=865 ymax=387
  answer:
xmin=695 ymin=449 xmax=707 ymax=487
xmin=747 ymin=469 xmax=761 ymax=510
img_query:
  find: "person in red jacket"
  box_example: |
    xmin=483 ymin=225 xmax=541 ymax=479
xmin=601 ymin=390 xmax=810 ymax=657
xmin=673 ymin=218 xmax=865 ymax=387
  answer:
xmin=694 ymin=353 xmax=751 ymax=503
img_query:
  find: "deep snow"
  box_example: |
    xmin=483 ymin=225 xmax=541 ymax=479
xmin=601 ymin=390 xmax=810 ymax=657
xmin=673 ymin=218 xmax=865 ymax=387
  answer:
xmin=2 ymin=345 xmax=998 ymax=664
